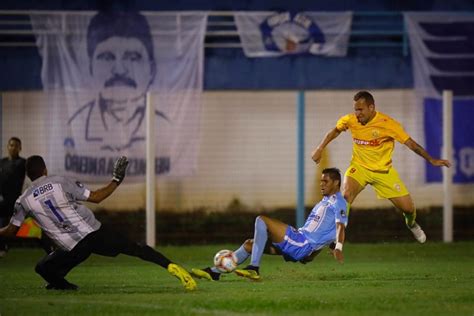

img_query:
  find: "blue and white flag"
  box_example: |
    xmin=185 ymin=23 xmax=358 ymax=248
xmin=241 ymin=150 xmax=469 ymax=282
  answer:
xmin=31 ymin=11 xmax=208 ymax=182
xmin=235 ymin=11 xmax=352 ymax=57
xmin=405 ymin=13 xmax=474 ymax=183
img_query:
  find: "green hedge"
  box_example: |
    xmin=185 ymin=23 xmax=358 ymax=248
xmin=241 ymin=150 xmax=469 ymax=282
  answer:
xmin=94 ymin=206 xmax=474 ymax=245
xmin=7 ymin=206 xmax=473 ymax=248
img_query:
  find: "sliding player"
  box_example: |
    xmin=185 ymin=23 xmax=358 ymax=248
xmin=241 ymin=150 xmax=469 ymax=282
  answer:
xmin=192 ymin=168 xmax=347 ymax=281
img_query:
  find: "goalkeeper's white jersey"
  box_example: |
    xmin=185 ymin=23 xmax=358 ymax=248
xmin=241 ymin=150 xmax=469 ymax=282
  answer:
xmin=11 ymin=175 xmax=101 ymax=251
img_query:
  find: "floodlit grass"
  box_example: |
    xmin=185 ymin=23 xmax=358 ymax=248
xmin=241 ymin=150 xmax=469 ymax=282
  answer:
xmin=0 ymin=242 xmax=473 ymax=315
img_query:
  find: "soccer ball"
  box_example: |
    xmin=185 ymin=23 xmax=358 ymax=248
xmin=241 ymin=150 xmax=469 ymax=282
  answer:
xmin=213 ymin=249 xmax=238 ymax=273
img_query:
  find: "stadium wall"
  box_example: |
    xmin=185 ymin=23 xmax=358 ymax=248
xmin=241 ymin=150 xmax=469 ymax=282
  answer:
xmin=2 ymin=89 xmax=473 ymax=212
xmin=0 ymin=46 xmax=413 ymax=91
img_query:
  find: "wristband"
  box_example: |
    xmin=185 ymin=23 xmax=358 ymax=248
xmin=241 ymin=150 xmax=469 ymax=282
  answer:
xmin=335 ymin=242 xmax=343 ymax=251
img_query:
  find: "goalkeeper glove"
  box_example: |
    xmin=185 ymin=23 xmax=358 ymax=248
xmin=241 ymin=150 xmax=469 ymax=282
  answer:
xmin=112 ymin=156 xmax=129 ymax=184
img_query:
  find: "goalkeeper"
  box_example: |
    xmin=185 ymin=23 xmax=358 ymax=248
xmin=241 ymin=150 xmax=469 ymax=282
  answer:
xmin=192 ymin=168 xmax=347 ymax=281
xmin=0 ymin=155 xmax=196 ymax=291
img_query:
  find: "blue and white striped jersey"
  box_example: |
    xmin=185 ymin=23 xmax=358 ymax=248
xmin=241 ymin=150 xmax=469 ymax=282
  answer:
xmin=11 ymin=175 xmax=101 ymax=251
xmin=299 ymin=191 xmax=348 ymax=250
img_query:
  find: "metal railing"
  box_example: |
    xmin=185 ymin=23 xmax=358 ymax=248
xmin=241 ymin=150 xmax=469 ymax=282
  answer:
xmin=0 ymin=10 xmax=408 ymax=53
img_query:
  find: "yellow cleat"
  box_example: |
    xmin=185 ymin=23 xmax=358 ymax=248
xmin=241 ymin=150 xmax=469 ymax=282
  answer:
xmin=191 ymin=268 xmax=215 ymax=281
xmin=167 ymin=263 xmax=197 ymax=291
xmin=234 ymin=268 xmax=261 ymax=281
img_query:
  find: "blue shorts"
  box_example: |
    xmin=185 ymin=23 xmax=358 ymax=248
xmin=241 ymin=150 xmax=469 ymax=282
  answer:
xmin=273 ymin=226 xmax=314 ymax=262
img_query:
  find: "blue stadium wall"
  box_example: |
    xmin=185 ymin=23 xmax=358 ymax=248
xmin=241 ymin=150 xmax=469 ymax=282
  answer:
xmin=0 ymin=0 xmax=473 ymax=91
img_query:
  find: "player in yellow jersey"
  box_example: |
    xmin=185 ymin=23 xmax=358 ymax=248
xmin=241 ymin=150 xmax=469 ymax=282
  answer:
xmin=311 ymin=91 xmax=451 ymax=243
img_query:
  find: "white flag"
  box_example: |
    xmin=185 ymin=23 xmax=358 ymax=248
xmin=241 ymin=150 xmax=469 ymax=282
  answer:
xmin=235 ymin=11 xmax=352 ymax=57
xmin=31 ymin=11 xmax=208 ymax=182
xmin=404 ymin=12 xmax=474 ymax=183
xmin=404 ymin=12 xmax=474 ymax=98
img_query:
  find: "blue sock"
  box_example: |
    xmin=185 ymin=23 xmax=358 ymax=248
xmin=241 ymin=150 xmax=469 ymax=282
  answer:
xmin=250 ymin=216 xmax=268 ymax=267
xmin=234 ymin=244 xmax=250 ymax=265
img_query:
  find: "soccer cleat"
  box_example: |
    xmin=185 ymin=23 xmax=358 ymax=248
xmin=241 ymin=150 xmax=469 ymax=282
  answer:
xmin=409 ymin=222 xmax=427 ymax=243
xmin=234 ymin=266 xmax=261 ymax=281
xmin=45 ymin=281 xmax=79 ymax=291
xmin=191 ymin=267 xmax=220 ymax=281
xmin=167 ymin=263 xmax=197 ymax=291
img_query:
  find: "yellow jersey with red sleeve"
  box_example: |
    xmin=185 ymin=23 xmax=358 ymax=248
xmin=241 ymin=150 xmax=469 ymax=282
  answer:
xmin=336 ymin=111 xmax=410 ymax=172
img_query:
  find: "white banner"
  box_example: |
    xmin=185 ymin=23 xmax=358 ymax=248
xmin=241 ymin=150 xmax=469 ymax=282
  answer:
xmin=404 ymin=13 xmax=474 ymax=183
xmin=234 ymin=11 xmax=352 ymax=57
xmin=31 ymin=11 xmax=208 ymax=182
xmin=404 ymin=13 xmax=474 ymax=98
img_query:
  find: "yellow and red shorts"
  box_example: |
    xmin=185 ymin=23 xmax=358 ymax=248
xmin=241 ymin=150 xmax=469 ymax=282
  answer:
xmin=344 ymin=162 xmax=409 ymax=199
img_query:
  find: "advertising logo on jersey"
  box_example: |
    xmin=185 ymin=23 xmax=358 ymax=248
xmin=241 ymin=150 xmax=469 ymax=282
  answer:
xmin=259 ymin=12 xmax=325 ymax=54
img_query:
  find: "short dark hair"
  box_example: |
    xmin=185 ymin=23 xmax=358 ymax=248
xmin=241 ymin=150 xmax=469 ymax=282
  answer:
xmin=87 ymin=11 xmax=155 ymax=62
xmin=322 ymin=167 xmax=342 ymax=187
xmin=8 ymin=137 xmax=21 ymax=146
xmin=26 ymin=155 xmax=47 ymax=181
xmin=353 ymin=91 xmax=375 ymax=105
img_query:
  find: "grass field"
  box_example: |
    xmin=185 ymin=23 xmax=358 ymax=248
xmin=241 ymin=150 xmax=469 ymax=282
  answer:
xmin=0 ymin=242 xmax=473 ymax=315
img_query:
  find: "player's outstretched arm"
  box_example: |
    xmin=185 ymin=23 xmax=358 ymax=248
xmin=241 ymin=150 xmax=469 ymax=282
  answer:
xmin=333 ymin=222 xmax=345 ymax=263
xmin=404 ymin=138 xmax=451 ymax=168
xmin=312 ymin=128 xmax=341 ymax=164
xmin=88 ymin=156 xmax=129 ymax=203
xmin=88 ymin=182 xmax=119 ymax=203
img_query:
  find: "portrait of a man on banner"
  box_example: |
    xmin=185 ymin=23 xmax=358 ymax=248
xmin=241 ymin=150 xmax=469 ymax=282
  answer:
xmin=31 ymin=11 xmax=207 ymax=182
xmin=67 ymin=11 xmax=169 ymax=152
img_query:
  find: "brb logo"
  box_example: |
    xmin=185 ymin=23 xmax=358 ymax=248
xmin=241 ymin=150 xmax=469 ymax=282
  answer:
xmin=259 ymin=12 xmax=325 ymax=54
xmin=33 ymin=183 xmax=54 ymax=198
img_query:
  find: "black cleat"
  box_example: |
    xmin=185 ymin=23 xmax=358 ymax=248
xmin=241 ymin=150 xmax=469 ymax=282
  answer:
xmin=45 ymin=281 xmax=79 ymax=291
xmin=191 ymin=267 xmax=221 ymax=281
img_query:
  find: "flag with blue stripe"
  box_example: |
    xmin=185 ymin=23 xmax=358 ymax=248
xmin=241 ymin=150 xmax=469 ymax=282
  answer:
xmin=405 ymin=13 xmax=474 ymax=183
